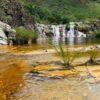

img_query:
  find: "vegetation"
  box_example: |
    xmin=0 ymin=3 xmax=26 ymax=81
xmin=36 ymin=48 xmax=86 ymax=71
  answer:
xmin=54 ymin=41 xmax=80 ymax=69
xmin=85 ymin=49 xmax=99 ymax=65
xmin=16 ymin=27 xmax=38 ymax=39
xmin=15 ymin=27 xmax=38 ymax=45
xmin=54 ymin=44 xmax=100 ymax=67
xmin=94 ymin=29 xmax=100 ymax=38
xmin=19 ymin=0 xmax=100 ymax=24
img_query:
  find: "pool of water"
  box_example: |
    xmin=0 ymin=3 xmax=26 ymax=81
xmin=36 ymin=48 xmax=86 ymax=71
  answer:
xmin=0 ymin=37 xmax=99 ymax=54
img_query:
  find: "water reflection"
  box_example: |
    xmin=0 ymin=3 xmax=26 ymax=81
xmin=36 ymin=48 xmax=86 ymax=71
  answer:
xmin=0 ymin=37 xmax=99 ymax=54
xmin=51 ymin=37 xmax=95 ymax=46
xmin=37 ymin=36 xmax=99 ymax=48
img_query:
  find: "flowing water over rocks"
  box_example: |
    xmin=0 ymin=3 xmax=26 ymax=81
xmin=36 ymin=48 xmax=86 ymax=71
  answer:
xmin=35 ymin=22 xmax=87 ymax=46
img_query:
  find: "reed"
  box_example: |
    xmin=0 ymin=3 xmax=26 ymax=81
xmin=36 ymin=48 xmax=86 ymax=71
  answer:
xmin=53 ymin=40 xmax=80 ymax=69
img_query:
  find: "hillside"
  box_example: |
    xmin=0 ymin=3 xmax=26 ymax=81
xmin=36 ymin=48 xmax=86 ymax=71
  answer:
xmin=0 ymin=0 xmax=100 ymax=25
xmin=21 ymin=0 xmax=100 ymax=24
xmin=0 ymin=0 xmax=34 ymax=27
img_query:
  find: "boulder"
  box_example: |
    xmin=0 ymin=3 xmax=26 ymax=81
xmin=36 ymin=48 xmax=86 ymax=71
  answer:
xmin=0 ymin=21 xmax=16 ymax=45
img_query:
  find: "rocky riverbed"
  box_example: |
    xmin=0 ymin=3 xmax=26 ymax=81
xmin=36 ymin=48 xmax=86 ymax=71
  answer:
xmin=0 ymin=45 xmax=100 ymax=100
xmin=16 ymin=77 xmax=100 ymax=100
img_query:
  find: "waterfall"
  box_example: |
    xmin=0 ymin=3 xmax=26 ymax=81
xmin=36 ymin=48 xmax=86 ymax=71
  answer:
xmin=36 ymin=23 xmax=66 ymax=38
xmin=62 ymin=25 xmax=66 ymax=37
xmin=67 ymin=22 xmax=86 ymax=46
xmin=67 ymin=22 xmax=86 ymax=38
xmin=51 ymin=25 xmax=66 ymax=45
xmin=52 ymin=25 xmax=60 ymax=45
xmin=35 ymin=22 xmax=86 ymax=46
xmin=36 ymin=23 xmax=66 ymax=45
xmin=52 ymin=25 xmax=60 ymax=38
xmin=67 ymin=22 xmax=75 ymax=37
xmin=35 ymin=23 xmax=48 ymax=44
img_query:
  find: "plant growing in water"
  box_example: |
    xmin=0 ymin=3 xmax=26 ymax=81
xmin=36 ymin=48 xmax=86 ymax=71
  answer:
xmin=85 ymin=49 xmax=99 ymax=65
xmin=15 ymin=27 xmax=38 ymax=45
xmin=53 ymin=40 xmax=80 ymax=69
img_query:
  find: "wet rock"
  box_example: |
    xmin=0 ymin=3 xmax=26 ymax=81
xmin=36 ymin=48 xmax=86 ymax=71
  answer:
xmin=0 ymin=21 xmax=16 ymax=45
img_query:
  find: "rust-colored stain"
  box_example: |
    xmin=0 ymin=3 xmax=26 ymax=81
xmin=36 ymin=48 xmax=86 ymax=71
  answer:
xmin=0 ymin=58 xmax=30 ymax=100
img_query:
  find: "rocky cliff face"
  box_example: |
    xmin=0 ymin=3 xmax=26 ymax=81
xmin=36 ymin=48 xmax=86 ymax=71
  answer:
xmin=0 ymin=0 xmax=34 ymax=28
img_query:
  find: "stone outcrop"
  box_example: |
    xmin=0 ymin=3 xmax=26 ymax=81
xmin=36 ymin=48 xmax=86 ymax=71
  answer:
xmin=0 ymin=21 xmax=16 ymax=45
xmin=0 ymin=0 xmax=35 ymax=29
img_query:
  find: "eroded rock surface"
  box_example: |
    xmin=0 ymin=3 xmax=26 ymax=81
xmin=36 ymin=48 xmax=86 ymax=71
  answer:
xmin=0 ymin=21 xmax=16 ymax=44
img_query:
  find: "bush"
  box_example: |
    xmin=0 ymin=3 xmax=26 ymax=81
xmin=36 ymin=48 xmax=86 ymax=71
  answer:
xmin=15 ymin=27 xmax=38 ymax=39
xmin=94 ymin=29 xmax=100 ymax=38
xmin=15 ymin=27 xmax=38 ymax=45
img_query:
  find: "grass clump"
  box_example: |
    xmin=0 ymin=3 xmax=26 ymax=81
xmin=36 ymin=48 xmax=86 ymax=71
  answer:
xmin=16 ymin=27 xmax=38 ymax=39
xmin=94 ymin=29 xmax=100 ymax=38
xmin=15 ymin=27 xmax=38 ymax=45
xmin=54 ymin=41 xmax=80 ymax=69
xmin=85 ymin=49 xmax=99 ymax=65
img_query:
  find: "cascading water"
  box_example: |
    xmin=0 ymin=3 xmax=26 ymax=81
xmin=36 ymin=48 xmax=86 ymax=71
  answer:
xmin=67 ymin=22 xmax=75 ymax=37
xmin=35 ymin=23 xmax=48 ymax=45
xmin=36 ymin=23 xmax=66 ymax=45
xmin=62 ymin=25 xmax=66 ymax=37
xmin=67 ymin=22 xmax=86 ymax=46
xmin=67 ymin=22 xmax=86 ymax=38
xmin=51 ymin=25 xmax=66 ymax=45
xmin=35 ymin=22 xmax=87 ymax=46
xmin=67 ymin=22 xmax=75 ymax=46
xmin=52 ymin=25 xmax=60 ymax=45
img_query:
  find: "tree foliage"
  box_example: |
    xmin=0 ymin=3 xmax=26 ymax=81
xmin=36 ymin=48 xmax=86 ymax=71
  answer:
xmin=19 ymin=0 xmax=100 ymax=24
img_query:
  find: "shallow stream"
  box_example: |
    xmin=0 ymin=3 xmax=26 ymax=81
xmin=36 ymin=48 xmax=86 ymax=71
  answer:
xmin=0 ymin=37 xmax=100 ymax=100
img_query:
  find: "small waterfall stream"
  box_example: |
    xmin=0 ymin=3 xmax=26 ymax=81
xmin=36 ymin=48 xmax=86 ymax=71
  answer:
xmin=35 ymin=22 xmax=86 ymax=46
xmin=67 ymin=22 xmax=86 ymax=38
xmin=67 ymin=22 xmax=75 ymax=37
xmin=67 ymin=22 xmax=86 ymax=46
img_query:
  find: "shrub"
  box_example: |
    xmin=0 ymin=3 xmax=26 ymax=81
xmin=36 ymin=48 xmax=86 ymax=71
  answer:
xmin=85 ymin=49 xmax=99 ymax=65
xmin=53 ymin=41 xmax=80 ymax=69
xmin=15 ymin=27 xmax=38 ymax=39
xmin=15 ymin=27 xmax=38 ymax=45
xmin=94 ymin=29 xmax=100 ymax=38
